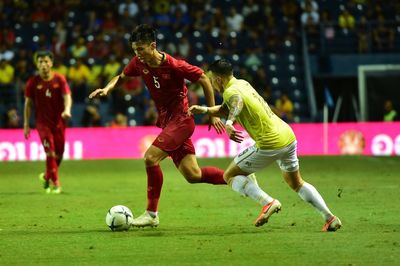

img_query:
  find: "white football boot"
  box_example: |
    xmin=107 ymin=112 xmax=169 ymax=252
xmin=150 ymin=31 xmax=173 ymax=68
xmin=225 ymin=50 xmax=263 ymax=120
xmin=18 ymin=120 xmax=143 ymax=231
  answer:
xmin=322 ymin=215 xmax=342 ymax=232
xmin=131 ymin=211 xmax=159 ymax=228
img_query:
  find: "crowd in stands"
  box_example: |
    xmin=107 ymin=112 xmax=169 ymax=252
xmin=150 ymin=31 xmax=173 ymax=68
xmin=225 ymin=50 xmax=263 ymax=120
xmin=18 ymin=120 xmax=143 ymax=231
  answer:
xmin=0 ymin=0 xmax=399 ymax=128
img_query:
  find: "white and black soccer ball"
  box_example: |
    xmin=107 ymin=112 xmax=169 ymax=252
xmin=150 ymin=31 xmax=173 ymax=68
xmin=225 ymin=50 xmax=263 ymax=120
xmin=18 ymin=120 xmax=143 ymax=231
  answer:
xmin=105 ymin=205 xmax=134 ymax=231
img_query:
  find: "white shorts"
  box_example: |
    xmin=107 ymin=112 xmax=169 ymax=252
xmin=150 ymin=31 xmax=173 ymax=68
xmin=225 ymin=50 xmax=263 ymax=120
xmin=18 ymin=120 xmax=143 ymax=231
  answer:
xmin=234 ymin=141 xmax=299 ymax=173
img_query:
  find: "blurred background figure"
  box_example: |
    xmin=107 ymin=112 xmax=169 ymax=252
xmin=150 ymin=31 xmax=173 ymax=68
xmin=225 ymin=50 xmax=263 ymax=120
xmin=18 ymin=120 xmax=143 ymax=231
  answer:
xmin=383 ymin=100 xmax=398 ymax=122
xmin=109 ymin=112 xmax=128 ymax=128
xmin=275 ymin=94 xmax=294 ymax=123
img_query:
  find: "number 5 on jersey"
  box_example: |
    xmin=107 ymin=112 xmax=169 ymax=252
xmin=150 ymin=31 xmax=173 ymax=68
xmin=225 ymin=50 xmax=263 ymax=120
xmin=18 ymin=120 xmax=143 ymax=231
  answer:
xmin=45 ymin=89 xmax=52 ymax=98
xmin=153 ymin=76 xmax=160 ymax=89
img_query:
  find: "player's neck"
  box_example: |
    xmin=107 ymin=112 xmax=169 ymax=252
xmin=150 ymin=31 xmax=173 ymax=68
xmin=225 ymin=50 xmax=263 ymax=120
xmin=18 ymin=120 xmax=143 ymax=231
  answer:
xmin=40 ymin=71 xmax=54 ymax=81
xmin=148 ymin=51 xmax=165 ymax=67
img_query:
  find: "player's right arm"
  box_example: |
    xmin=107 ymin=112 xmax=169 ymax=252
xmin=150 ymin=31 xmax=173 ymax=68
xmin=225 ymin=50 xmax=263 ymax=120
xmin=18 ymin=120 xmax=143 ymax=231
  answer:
xmin=89 ymin=72 xmax=127 ymax=99
xmin=24 ymin=97 xmax=33 ymax=139
xmin=189 ymin=104 xmax=228 ymax=117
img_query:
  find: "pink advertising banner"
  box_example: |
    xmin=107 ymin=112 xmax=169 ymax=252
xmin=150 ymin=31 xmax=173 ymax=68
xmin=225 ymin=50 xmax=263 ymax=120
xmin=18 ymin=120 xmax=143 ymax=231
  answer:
xmin=1 ymin=122 xmax=399 ymax=161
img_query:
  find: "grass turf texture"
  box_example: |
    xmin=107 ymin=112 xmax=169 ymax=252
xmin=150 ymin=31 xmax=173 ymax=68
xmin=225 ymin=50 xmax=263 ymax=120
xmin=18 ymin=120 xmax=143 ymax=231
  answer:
xmin=0 ymin=156 xmax=399 ymax=265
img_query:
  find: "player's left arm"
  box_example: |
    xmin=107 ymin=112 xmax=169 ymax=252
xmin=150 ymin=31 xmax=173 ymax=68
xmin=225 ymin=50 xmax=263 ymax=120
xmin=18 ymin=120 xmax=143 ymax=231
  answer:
xmin=225 ymin=94 xmax=244 ymax=143
xmin=61 ymin=93 xmax=72 ymax=119
xmin=196 ymin=73 xmax=225 ymax=134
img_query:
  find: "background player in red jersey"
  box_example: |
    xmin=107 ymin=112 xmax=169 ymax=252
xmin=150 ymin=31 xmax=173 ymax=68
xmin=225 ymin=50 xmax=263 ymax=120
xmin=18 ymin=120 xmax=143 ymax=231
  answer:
xmin=24 ymin=51 xmax=72 ymax=194
xmin=90 ymin=24 xmax=226 ymax=227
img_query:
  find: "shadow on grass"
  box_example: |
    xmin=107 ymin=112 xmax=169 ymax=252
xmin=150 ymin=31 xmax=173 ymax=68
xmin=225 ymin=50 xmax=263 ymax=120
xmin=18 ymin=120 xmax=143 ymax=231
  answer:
xmin=2 ymin=224 xmax=288 ymax=238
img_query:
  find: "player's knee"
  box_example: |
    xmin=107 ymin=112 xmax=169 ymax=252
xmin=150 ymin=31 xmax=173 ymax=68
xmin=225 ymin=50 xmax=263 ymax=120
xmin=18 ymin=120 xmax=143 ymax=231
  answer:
xmin=143 ymin=153 xmax=160 ymax=166
xmin=183 ymin=168 xmax=201 ymax=183
xmin=284 ymin=171 xmax=304 ymax=191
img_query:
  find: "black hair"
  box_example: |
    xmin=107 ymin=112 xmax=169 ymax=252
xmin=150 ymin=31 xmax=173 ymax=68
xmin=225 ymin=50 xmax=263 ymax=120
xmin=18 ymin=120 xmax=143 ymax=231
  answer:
xmin=129 ymin=24 xmax=156 ymax=43
xmin=35 ymin=50 xmax=54 ymax=62
xmin=209 ymin=59 xmax=233 ymax=76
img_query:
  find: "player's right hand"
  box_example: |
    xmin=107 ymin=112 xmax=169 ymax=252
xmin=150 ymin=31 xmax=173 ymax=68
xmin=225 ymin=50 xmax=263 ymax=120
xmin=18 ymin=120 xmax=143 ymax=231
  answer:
xmin=24 ymin=126 xmax=30 ymax=140
xmin=89 ymin=88 xmax=109 ymax=99
xmin=188 ymin=105 xmax=207 ymax=115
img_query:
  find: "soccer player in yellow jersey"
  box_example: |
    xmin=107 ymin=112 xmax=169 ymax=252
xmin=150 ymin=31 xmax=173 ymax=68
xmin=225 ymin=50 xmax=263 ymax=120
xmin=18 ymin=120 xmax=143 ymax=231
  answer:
xmin=189 ymin=59 xmax=341 ymax=231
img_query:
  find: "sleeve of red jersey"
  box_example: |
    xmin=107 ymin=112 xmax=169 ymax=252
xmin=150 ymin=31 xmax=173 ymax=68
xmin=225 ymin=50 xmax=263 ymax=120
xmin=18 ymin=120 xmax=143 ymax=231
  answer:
xmin=59 ymin=74 xmax=72 ymax=95
xmin=175 ymin=59 xmax=203 ymax=83
xmin=123 ymin=57 xmax=141 ymax=77
xmin=24 ymin=78 xmax=34 ymax=98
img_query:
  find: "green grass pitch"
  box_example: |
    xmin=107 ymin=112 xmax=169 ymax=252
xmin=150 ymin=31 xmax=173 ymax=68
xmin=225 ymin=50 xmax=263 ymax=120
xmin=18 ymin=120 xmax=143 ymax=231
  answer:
xmin=1 ymin=156 xmax=399 ymax=265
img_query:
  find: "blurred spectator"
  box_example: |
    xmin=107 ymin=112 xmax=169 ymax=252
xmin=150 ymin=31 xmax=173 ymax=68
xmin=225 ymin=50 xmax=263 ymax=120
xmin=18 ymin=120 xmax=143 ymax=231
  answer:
xmin=86 ymin=11 xmax=102 ymax=35
xmin=102 ymin=11 xmax=118 ymax=34
xmin=300 ymin=0 xmax=319 ymax=12
xmin=87 ymin=62 xmax=103 ymax=89
xmin=3 ymin=107 xmax=21 ymax=128
xmin=52 ymin=58 xmax=69 ymax=76
xmin=68 ymin=58 xmax=91 ymax=102
xmin=304 ymin=15 xmax=320 ymax=52
xmin=0 ymin=59 xmax=14 ymax=86
xmin=143 ymin=99 xmax=158 ymax=126
xmin=357 ymin=16 xmax=370 ymax=53
xmin=87 ymin=34 xmax=109 ymax=59
xmin=118 ymin=0 xmax=139 ymax=18
xmin=226 ymin=7 xmax=244 ymax=32
xmin=110 ymin=112 xmax=128 ymax=128
xmin=339 ymin=9 xmax=356 ymax=30
xmin=177 ymin=37 xmax=191 ymax=58
xmin=70 ymin=37 xmax=88 ymax=59
xmin=122 ymin=77 xmax=143 ymax=96
xmin=0 ymin=43 xmax=15 ymax=61
xmin=373 ymin=15 xmax=395 ymax=51
xmin=275 ymin=94 xmax=294 ymax=122
xmin=0 ymin=28 xmax=16 ymax=46
xmin=282 ymin=0 xmax=299 ymax=19
xmin=51 ymin=34 xmax=67 ymax=58
xmin=301 ymin=1 xmax=319 ymax=25
xmin=55 ymin=21 xmax=67 ymax=44
xmin=81 ymin=102 xmax=102 ymax=127
xmin=383 ymin=100 xmax=398 ymax=121
xmin=170 ymin=6 xmax=190 ymax=33
xmin=242 ymin=0 xmax=260 ymax=17
xmin=103 ymin=55 xmax=121 ymax=81
xmin=321 ymin=10 xmax=335 ymax=40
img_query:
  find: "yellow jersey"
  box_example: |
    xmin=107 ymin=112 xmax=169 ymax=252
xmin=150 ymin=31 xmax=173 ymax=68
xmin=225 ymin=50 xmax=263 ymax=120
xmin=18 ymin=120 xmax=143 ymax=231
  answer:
xmin=223 ymin=77 xmax=296 ymax=149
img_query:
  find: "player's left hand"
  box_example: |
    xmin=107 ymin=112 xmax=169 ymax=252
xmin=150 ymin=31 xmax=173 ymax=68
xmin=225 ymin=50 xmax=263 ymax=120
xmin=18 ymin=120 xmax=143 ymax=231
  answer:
xmin=225 ymin=124 xmax=244 ymax=143
xmin=209 ymin=116 xmax=225 ymax=134
xmin=61 ymin=110 xmax=72 ymax=119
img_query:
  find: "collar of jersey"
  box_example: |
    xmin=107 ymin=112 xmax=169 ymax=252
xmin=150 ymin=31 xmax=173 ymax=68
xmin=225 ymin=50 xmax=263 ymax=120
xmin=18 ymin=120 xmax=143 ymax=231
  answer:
xmin=225 ymin=76 xmax=237 ymax=90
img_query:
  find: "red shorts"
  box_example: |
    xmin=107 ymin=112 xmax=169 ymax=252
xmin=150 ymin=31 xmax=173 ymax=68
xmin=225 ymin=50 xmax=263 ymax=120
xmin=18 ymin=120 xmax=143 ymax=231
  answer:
xmin=37 ymin=123 xmax=66 ymax=157
xmin=152 ymin=115 xmax=196 ymax=167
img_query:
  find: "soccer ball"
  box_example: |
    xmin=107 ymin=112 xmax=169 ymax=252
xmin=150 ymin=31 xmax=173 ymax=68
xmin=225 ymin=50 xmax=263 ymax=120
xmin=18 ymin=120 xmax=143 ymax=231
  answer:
xmin=105 ymin=205 xmax=134 ymax=231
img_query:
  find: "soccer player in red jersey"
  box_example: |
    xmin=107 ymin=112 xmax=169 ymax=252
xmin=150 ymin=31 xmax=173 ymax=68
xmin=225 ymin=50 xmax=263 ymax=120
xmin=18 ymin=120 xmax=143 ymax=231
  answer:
xmin=24 ymin=51 xmax=72 ymax=194
xmin=89 ymin=24 xmax=226 ymax=227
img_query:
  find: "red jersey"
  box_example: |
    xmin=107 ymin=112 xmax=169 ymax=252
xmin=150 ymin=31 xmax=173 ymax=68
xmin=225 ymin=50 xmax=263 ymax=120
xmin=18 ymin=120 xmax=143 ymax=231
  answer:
xmin=123 ymin=53 xmax=203 ymax=128
xmin=25 ymin=73 xmax=71 ymax=128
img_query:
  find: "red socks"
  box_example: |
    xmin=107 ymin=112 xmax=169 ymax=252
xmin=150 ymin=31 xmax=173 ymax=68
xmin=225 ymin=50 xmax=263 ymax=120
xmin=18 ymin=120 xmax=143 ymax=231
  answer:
xmin=146 ymin=165 xmax=164 ymax=212
xmin=46 ymin=156 xmax=60 ymax=187
xmin=200 ymin=167 xmax=226 ymax=185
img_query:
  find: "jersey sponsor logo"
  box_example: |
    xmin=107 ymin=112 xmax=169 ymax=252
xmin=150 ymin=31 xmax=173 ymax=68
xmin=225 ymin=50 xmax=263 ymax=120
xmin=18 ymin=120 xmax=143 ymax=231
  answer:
xmin=143 ymin=69 xmax=149 ymax=74
xmin=157 ymin=137 xmax=164 ymax=143
xmin=53 ymin=83 xmax=60 ymax=88
xmin=36 ymin=84 xmax=43 ymax=90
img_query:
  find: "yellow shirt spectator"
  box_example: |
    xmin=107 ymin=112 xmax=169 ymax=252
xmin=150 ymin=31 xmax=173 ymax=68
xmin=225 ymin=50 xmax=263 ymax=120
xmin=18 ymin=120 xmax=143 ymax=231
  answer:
xmin=68 ymin=61 xmax=91 ymax=84
xmin=0 ymin=61 xmax=15 ymax=84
